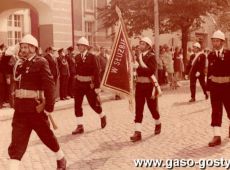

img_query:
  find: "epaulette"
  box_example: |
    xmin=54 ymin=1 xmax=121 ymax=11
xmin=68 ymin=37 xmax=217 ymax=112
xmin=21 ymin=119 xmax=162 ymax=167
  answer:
xmin=32 ymin=56 xmax=46 ymax=63
xmin=209 ymin=51 xmax=216 ymax=56
xmin=147 ymin=51 xmax=155 ymax=56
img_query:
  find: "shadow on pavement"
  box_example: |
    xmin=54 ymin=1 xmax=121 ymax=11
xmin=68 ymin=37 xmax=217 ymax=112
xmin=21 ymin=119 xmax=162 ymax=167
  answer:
xmin=67 ymin=157 xmax=110 ymax=170
xmin=181 ymin=107 xmax=210 ymax=116
xmin=57 ymin=128 xmax=101 ymax=144
xmin=172 ymin=138 xmax=229 ymax=159
xmin=29 ymin=129 xmax=101 ymax=146
xmin=90 ymin=134 xmax=155 ymax=154
xmin=173 ymin=99 xmax=206 ymax=107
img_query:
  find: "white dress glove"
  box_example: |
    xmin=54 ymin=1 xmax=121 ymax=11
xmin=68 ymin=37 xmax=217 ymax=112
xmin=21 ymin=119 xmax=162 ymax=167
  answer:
xmin=195 ymin=72 xmax=200 ymax=77
xmin=95 ymin=88 xmax=101 ymax=94
xmin=185 ymin=75 xmax=189 ymax=80
xmin=132 ymin=61 xmax=139 ymax=69
xmin=44 ymin=111 xmax=52 ymax=116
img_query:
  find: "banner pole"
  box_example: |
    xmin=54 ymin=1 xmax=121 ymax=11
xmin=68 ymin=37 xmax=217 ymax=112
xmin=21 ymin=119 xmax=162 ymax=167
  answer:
xmin=115 ymin=6 xmax=135 ymax=112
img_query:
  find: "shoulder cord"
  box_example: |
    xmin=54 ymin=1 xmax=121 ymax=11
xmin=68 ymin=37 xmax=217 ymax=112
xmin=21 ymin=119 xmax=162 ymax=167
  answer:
xmin=13 ymin=59 xmax=23 ymax=82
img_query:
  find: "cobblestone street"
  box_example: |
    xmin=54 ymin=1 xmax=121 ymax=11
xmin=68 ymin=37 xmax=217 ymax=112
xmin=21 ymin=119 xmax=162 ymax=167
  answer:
xmin=1 ymin=82 xmax=230 ymax=170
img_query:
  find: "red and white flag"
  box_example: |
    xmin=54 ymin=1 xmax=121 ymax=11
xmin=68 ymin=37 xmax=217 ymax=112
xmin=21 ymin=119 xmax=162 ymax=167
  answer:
xmin=100 ymin=9 xmax=135 ymax=111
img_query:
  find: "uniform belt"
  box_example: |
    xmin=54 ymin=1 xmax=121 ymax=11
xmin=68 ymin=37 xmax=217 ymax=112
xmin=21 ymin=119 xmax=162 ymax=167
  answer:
xmin=209 ymin=76 xmax=230 ymax=83
xmin=75 ymin=75 xmax=92 ymax=82
xmin=15 ymin=89 xmax=44 ymax=99
xmin=136 ymin=76 xmax=151 ymax=83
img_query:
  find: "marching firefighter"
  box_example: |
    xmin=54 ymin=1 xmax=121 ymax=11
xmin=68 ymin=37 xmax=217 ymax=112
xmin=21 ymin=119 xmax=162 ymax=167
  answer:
xmin=185 ymin=42 xmax=208 ymax=102
xmin=72 ymin=37 xmax=106 ymax=135
xmin=207 ymin=30 xmax=230 ymax=147
xmin=130 ymin=37 xmax=161 ymax=142
xmin=8 ymin=34 xmax=67 ymax=170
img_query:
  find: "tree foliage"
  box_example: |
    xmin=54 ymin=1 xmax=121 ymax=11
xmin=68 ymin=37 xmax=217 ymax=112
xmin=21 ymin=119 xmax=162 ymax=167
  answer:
xmin=98 ymin=0 xmax=229 ymax=62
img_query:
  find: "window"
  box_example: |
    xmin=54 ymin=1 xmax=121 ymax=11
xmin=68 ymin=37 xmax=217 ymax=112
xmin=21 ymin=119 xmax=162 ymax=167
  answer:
xmin=14 ymin=14 xmax=22 ymax=27
xmin=85 ymin=21 xmax=93 ymax=33
xmin=8 ymin=31 xmax=13 ymax=46
xmin=85 ymin=0 xmax=94 ymax=12
xmin=8 ymin=15 xmax=13 ymax=27
xmin=7 ymin=13 xmax=24 ymax=46
xmin=85 ymin=21 xmax=94 ymax=45
xmin=15 ymin=31 xmax=22 ymax=44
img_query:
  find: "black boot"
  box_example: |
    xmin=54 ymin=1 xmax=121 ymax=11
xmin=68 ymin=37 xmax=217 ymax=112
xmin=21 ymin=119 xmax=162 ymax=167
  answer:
xmin=101 ymin=115 xmax=107 ymax=129
xmin=130 ymin=131 xmax=142 ymax=142
xmin=57 ymin=157 xmax=67 ymax=170
xmin=208 ymin=136 xmax=221 ymax=147
xmin=155 ymin=124 xmax=161 ymax=135
xmin=189 ymin=98 xmax=195 ymax=102
xmin=72 ymin=125 xmax=84 ymax=135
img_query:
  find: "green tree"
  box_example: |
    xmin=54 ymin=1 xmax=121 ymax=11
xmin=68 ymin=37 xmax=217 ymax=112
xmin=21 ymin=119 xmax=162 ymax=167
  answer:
xmin=98 ymin=0 xmax=228 ymax=64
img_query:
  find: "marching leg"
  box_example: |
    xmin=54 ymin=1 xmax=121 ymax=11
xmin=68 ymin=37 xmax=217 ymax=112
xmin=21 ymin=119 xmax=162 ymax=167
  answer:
xmin=72 ymin=117 xmax=84 ymax=134
xmin=189 ymin=76 xmax=196 ymax=102
xmin=56 ymin=149 xmax=67 ymax=170
xmin=130 ymin=123 xmax=142 ymax=142
xmin=86 ymin=88 xmax=106 ymax=129
xmin=209 ymin=127 xmax=221 ymax=147
xmin=131 ymin=84 xmax=145 ymax=142
xmin=73 ymin=86 xmax=85 ymax=134
xmin=147 ymin=96 xmax=161 ymax=135
xmin=209 ymin=89 xmax=223 ymax=147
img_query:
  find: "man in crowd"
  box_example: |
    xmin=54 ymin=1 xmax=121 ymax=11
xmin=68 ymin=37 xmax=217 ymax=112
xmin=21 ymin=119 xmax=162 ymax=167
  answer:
xmin=66 ymin=46 xmax=76 ymax=98
xmin=97 ymin=46 xmax=108 ymax=82
xmin=57 ymin=48 xmax=70 ymax=100
xmin=44 ymin=46 xmax=59 ymax=85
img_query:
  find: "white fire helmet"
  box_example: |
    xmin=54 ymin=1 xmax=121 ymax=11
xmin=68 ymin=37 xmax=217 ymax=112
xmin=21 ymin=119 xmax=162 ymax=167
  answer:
xmin=20 ymin=34 xmax=38 ymax=48
xmin=5 ymin=44 xmax=20 ymax=56
xmin=77 ymin=37 xmax=89 ymax=46
xmin=211 ymin=30 xmax=225 ymax=41
xmin=193 ymin=42 xmax=201 ymax=49
xmin=140 ymin=37 xmax=153 ymax=47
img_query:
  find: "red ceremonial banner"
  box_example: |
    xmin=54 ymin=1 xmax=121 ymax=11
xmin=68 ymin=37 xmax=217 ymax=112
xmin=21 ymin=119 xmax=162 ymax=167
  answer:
xmin=101 ymin=23 xmax=133 ymax=97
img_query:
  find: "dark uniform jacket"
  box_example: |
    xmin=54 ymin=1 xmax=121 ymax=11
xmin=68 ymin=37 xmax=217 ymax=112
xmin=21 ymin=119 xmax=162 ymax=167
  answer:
xmin=44 ymin=54 xmax=59 ymax=83
xmin=136 ymin=51 xmax=157 ymax=77
xmin=186 ymin=53 xmax=206 ymax=76
xmin=75 ymin=52 xmax=100 ymax=88
xmin=14 ymin=55 xmax=56 ymax=113
xmin=57 ymin=55 xmax=70 ymax=76
xmin=0 ymin=54 xmax=16 ymax=74
xmin=207 ymin=49 xmax=230 ymax=90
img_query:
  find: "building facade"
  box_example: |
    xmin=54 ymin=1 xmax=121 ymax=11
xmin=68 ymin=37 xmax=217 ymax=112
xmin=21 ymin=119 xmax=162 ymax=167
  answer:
xmin=0 ymin=0 xmax=112 ymax=50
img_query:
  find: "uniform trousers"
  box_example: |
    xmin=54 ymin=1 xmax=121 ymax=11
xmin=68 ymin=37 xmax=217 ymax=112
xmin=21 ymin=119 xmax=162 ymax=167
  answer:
xmin=8 ymin=111 xmax=60 ymax=160
xmin=60 ymin=75 xmax=69 ymax=99
xmin=190 ymin=74 xmax=207 ymax=99
xmin=210 ymin=83 xmax=230 ymax=127
xmin=74 ymin=80 xmax=102 ymax=117
xmin=134 ymin=83 xmax=160 ymax=123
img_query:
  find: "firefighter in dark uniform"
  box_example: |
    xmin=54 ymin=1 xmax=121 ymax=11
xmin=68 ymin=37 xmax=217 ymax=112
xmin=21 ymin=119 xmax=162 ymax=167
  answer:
xmin=207 ymin=30 xmax=230 ymax=147
xmin=185 ymin=42 xmax=208 ymax=102
xmin=8 ymin=34 xmax=66 ymax=170
xmin=72 ymin=37 xmax=106 ymax=135
xmin=130 ymin=37 xmax=161 ymax=142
